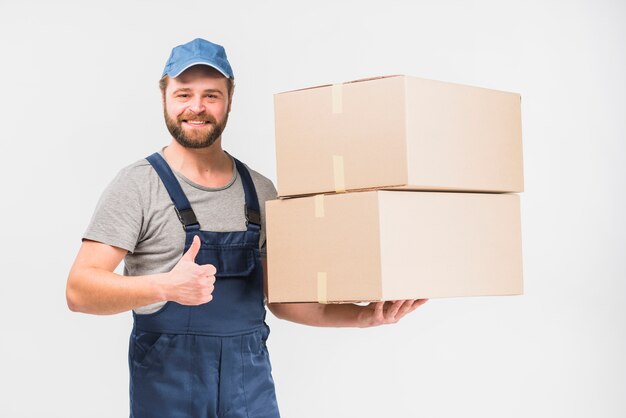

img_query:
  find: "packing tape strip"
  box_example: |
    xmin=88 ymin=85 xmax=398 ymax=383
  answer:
xmin=317 ymin=272 xmax=328 ymax=304
xmin=314 ymin=194 xmax=325 ymax=218
xmin=332 ymin=155 xmax=346 ymax=192
xmin=331 ymin=84 xmax=343 ymax=114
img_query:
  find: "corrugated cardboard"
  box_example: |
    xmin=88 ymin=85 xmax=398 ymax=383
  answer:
xmin=266 ymin=190 xmax=523 ymax=303
xmin=274 ymin=75 xmax=524 ymax=197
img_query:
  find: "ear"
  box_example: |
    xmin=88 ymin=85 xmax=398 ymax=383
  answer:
xmin=227 ymin=86 xmax=234 ymax=113
xmin=159 ymin=75 xmax=169 ymax=106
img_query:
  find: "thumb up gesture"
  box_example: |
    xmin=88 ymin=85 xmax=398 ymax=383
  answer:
xmin=165 ymin=235 xmax=217 ymax=306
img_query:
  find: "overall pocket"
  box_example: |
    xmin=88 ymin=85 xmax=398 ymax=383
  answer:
xmin=198 ymin=246 xmax=257 ymax=278
xmin=131 ymin=330 xmax=171 ymax=368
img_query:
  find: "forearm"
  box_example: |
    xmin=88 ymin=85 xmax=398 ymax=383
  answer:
xmin=270 ymin=303 xmax=365 ymax=328
xmin=66 ymin=267 xmax=168 ymax=315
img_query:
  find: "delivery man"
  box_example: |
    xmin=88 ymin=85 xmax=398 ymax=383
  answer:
xmin=66 ymin=38 xmax=428 ymax=418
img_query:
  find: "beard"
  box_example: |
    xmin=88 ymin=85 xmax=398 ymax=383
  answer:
xmin=164 ymin=108 xmax=229 ymax=149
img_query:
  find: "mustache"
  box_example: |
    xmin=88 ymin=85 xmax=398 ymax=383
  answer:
xmin=178 ymin=113 xmax=217 ymax=123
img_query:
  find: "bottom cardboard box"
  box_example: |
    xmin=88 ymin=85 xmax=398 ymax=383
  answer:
xmin=266 ymin=190 xmax=522 ymax=303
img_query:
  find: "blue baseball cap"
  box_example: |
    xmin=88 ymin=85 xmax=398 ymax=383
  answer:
xmin=162 ymin=38 xmax=234 ymax=79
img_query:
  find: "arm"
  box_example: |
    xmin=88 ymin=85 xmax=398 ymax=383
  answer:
xmin=66 ymin=240 xmax=166 ymax=315
xmin=67 ymin=235 xmax=215 ymax=315
xmin=263 ymin=259 xmax=428 ymax=328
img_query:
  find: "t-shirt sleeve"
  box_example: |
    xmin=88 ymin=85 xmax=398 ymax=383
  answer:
xmin=259 ymin=179 xmax=278 ymax=259
xmin=82 ymin=167 xmax=144 ymax=253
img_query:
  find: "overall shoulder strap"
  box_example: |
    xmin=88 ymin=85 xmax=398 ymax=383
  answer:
xmin=233 ymin=158 xmax=262 ymax=231
xmin=146 ymin=152 xmax=200 ymax=231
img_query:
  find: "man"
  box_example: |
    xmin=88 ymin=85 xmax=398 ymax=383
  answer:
xmin=66 ymin=38 xmax=428 ymax=418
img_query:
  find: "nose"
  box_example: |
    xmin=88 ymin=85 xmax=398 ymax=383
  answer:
xmin=188 ymin=96 xmax=205 ymax=114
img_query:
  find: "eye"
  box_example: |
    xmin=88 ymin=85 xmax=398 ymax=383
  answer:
xmin=178 ymin=94 xmax=189 ymax=98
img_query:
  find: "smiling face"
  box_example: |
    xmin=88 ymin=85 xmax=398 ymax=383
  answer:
xmin=162 ymin=65 xmax=233 ymax=149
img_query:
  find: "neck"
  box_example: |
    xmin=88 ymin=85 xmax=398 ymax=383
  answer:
xmin=163 ymin=138 xmax=234 ymax=187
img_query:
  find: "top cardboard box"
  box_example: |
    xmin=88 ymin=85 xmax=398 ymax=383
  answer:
xmin=274 ymin=75 xmax=523 ymax=197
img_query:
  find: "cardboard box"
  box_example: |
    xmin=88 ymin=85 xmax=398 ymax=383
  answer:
xmin=274 ymin=75 xmax=523 ymax=197
xmin=266 ymin=191 xmax=523 ymax=303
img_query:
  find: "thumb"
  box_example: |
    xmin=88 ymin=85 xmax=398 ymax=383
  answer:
xmin=182 ymin=235 xmax=201 ymax=262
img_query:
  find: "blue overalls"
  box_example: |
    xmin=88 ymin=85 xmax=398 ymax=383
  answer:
xmin=128 ymin=152 xmax=281 ymax=418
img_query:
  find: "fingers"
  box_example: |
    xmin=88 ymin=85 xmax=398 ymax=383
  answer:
xmin=414 ymin=298 xmax=429 ymax=308
xmin=374 ymin=301 xmax=384 ymax=322
xmin=182 ymin=235 xmax=201 ymax=262
xmin=364 ymin=299 xmax=428 ymax=328
xmin=396 ymin=299 xmax=415 ymax=317
xmin=203 ymin=263 xmax=217 ymax=277
xmin=386 ymin=300 xmax=406 ymax=320
xmin=395 ymin=299 xmax=425 ymax=319
xmin=385 ymin=299 xmax=429 ymax=323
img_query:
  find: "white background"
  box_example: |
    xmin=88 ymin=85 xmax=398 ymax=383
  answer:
xmin=1 ymin=0 xmax=624 ymax=417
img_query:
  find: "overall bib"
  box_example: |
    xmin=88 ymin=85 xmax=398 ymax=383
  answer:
xmin=128 ymin=152 xmax=280 ymax=418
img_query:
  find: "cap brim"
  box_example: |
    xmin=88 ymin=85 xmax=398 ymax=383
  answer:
xmin=167 ymin=61 xmax=231 ymax=79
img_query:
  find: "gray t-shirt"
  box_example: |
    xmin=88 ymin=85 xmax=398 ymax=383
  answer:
xmin=82 ymin=147 xmax=277 ymax=314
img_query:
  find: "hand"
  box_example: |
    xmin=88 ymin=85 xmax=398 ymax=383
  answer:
xmin=162 ymin=235 xmax=217 ymax=306
xmin=358 ymin=299 xmax=429 ymax=328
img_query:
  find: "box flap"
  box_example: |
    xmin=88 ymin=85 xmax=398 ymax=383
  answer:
xmin=275 ymin=74 xmax=404 ymax=95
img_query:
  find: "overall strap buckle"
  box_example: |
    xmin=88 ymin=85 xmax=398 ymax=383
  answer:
xmin=175 ymin=207 xmax=199 ymax=230
xmin=245 ymin=206 xmax=261 ymax=227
